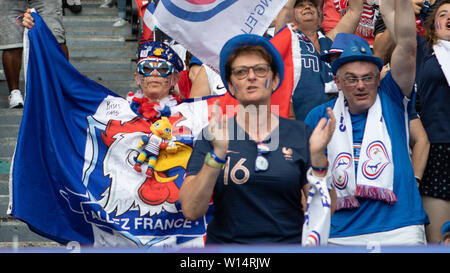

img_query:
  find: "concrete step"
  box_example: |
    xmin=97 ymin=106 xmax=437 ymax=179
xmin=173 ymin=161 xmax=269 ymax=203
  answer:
xmin=0 ymin=241 xmax=62 ymax=249
xmin=0 ymin=109 xmax=23 ymax=125
xmin=66 ymin=35 xmax=127 ymax=47
xmin=81 ymin=70 xmax=136 ymax=82
xmin=69 ymin=45 xmax=137 ymax=58
xmin=0 ymin=195 xmax=10 ymax=218
xmin=66 ymin=25 xmax=133 ymax=36
xmin=0 ymin=218 xmax=57 ymax=244
xmin=0 ymin=174 xmax=9 ymax=196
xmin=0 ymin=125 xmax=19 ymax=139
xmin=71 ymin=56 xmax=135 ymax=70
xmin=63 ymin=15 xmax=131 ymax=27
xmin=0 ymin=138 xmax=16 ymax=159
xmin=70 ymin=6 xmax=118 ymax=16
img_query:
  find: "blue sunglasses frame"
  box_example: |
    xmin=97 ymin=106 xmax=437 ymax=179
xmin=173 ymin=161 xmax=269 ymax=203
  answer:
xmin=137 ymin=59 xmax=174 ymax=78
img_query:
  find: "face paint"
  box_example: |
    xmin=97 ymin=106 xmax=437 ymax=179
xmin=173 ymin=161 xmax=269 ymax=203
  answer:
xmin=265 ymin=78 xmax=271 ymax=89
xmin=138 ymin=74 xmax=144 ymax=85
xmin=436 ymin=21 xmax=441 ymax=30
xmin=232 ymin=83 xmax=239 ymax=94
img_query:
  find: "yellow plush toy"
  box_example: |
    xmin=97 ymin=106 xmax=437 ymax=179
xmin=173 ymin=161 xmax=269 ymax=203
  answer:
xmin=133 ymin=117 xmax=177 ymax=177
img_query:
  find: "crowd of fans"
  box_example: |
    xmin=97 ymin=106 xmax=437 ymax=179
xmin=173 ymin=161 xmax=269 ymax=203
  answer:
xmin=2 ymin=0 xmax=449 ymax=246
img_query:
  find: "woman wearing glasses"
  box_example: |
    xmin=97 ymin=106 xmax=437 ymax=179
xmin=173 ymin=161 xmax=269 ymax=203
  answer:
xmin=22 ymin=10 xmax=185 ymax=124
xmin=127 ymin=41 xmax=185 ymax=123
xmin=179 ymin=34 xmax=336 ymax=244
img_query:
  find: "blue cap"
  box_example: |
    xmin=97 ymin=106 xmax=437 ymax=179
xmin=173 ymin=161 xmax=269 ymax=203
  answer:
xmin=137 ymin=41 xmax=184 ymax=72
xmin=320 ymin=33 xmax=368 ymax=63
xmin=219 ymin=34 xmax=284 ymax=96
xmin=331 ymin=38 xmax=384 ymax=75
xmin=441 ymin=221 xmax=450 ymax=236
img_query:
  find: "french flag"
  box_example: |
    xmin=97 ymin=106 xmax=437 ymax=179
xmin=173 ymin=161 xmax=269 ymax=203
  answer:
xmin=8 ymin=10 xmax=214 ymax=247
xmin=136 ymin=0 xmax=158 ymax=44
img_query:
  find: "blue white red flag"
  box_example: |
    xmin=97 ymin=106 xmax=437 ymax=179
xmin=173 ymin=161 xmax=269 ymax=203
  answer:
xmin=136 ymin=0 xmax=158 ymax=43
xmin=8 ymin=11 xmax=214 ymax=247
xmin=302 ymin=170 xmax=332 ymax=246
xmin=153 ymin=0 xmax=288 ymax=72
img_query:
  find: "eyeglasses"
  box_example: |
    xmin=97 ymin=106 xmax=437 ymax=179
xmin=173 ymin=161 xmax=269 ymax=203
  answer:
xmin=340 ymin=74 xmax=379 ymax=87
xmin=255 ymin=142 xmax=270 ymax=172
xmin=231 ymin=64 xmax=271 ymax=80
xmin=137 ymin=59 xmax=174 ymax=78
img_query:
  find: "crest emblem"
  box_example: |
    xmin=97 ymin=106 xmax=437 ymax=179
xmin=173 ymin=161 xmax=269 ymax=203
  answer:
xmin=281 ymin=147 xmax=293 ymax=160
xmin=361 ymin=141 xmax=391 ymax=180
xmin=331 ymin=152 xmax=352 ymax=190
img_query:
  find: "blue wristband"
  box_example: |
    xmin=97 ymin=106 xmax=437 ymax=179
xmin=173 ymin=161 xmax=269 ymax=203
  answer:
xmin=210 ymin=149 xmax=227 ymax=164
xmin=311 ymin=165 xmax=328 ymax=172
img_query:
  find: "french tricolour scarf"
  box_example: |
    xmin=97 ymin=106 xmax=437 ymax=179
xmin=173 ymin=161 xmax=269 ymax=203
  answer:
xmin=327 ymin=92 xmax=397 ymax=210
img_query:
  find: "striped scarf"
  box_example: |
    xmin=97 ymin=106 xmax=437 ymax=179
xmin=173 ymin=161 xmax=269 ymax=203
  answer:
xmin=334 ymin=0 xmax=379 ymax=38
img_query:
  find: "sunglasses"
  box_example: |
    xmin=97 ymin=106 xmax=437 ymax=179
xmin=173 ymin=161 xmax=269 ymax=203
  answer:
xmin=137 ymin=59 xmax=174 ymax=78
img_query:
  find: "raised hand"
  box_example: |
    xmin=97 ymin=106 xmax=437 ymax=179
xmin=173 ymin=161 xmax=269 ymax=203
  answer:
xmin=309 ymin=107 xmax=336 ymax=174
xmin=208 ymin=100 xmax=229 ymax=159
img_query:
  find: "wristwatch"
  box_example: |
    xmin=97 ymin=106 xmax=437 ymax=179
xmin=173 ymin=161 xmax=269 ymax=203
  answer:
xmin=204 ymin=152 xmax=225 ymax=169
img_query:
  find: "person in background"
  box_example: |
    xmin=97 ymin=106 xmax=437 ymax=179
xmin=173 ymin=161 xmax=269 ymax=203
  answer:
xmin=179 ymin=33 xmax=336 ymax=244
xmin=304 ymin=0 xmax=428 ymax=245
xmin=188 ymin=60 xmax=226 ymax=98
xmin=63 ymin=0 xmax=82 ymax=14
xmin=274 ymin=0 xmax=364 ymax=121
xmin=113 ymin=0 xmax=128 ymax=27
xmin=373 ymin=0 xmax=431 ymax=193
xmin=321 ymin=0 xmax=379 ymax=45
xmin=372 ymin=0 xmax=437 ymax=64
xmin=0 ymin=1 xmax=69 ymax=109
xmin=126 ymin=41 xmax=185 ymax=122
xmin=415 ymin=0 xmax=450 ymax=244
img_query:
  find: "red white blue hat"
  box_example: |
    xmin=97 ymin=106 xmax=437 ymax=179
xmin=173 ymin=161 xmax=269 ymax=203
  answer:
xmin=137 ymin=41 xmax=184 ymax=72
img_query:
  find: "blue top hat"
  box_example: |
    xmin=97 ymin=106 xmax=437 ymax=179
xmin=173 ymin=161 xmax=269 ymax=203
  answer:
xmin=320 ymin=33 xmax=368 ymax=63
xmin=219 ymin=34 xmax=284 ymax=97
xmin=137 ymin=41 xmax=184 ymax=72
xmin=331 ymin=38 xmax=384 ymax=75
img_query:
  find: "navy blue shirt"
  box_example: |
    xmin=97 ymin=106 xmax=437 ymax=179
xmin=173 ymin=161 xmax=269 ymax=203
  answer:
xmin=186 ymin=116 xmax=311 ymax=244
xmin=291 ymin=30 xmax=334 ymax=121
xmin=416 ymin=36 xmax=450 ymax=143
